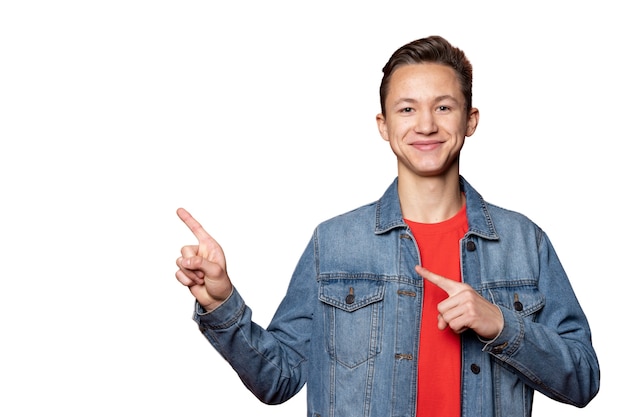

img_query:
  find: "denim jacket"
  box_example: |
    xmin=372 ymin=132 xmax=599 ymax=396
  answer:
xmin=194 ymin=177 xmax=600 ymax=417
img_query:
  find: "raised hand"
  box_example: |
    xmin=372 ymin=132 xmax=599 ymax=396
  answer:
xmin=415 ymin=265 xmax=503 ymax=340
xmin=175 ymin=208 xmax=233 ymax=311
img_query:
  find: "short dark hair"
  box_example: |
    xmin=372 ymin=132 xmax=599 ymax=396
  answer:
xmin=379 ymin=36 xmax=473 ymax=116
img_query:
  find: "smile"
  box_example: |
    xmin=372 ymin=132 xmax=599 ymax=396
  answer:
xmin=410 ymin=141 xmax=442 ymax=151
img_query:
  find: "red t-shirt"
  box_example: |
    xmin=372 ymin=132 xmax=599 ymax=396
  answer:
xmin=405 ymin=206 xmax=468 ymax=417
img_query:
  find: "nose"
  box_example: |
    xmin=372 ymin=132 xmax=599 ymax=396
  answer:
xmin=413 ymin=111 xmax=437 ymax=135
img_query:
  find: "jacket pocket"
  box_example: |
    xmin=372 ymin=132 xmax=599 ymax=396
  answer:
xmin=318 ymin=278 xmax=385 ymax=368
xmin=484 ymin=282 xmax=545 ymax=318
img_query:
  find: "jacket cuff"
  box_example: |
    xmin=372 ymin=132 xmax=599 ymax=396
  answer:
xmin=192 ymin=287 xmax=245 ymax=330
xmin=481 ymin=307 xmax=523 ymax=356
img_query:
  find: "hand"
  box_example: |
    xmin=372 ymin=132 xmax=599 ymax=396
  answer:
xmin=415 ymin=265 xmax=503 ymax=339
xmin=175 ymin=208 xmax=233 ymax=311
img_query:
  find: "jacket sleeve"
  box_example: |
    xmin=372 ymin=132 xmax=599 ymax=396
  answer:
xmin=482 ymin=231 xmax=600 ymax=407
xmin=193 ymin=235 xmax=316 ymax=405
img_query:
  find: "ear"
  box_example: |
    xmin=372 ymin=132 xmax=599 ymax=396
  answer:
xmin=465 ymin=107 xmax=479 ymax=137
xmin=376 ymin=113 xmax=389 ymax=142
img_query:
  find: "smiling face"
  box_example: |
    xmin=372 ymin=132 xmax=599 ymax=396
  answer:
xmin=376 ymin=63 xmax=479 ymax=181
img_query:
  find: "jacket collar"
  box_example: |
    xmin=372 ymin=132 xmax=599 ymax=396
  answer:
xmin=375 ymin=176 xmax=499 ymax=240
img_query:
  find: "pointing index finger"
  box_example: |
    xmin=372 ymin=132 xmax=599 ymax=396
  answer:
xmin=177 ymin=207 xmax=212 ymax=257
xmin=415 ymin=264 xmax=459 ymax=296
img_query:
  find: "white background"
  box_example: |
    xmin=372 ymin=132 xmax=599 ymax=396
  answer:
xmin=1 ymin=1 xmax=621 ymax=416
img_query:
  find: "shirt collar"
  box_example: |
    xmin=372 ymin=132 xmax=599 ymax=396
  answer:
xmin=374 ymin=176 xmax=499 ymax=240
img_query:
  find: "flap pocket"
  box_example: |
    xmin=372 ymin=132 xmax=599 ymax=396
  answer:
xmin=486 ymin=284 xmax=545 ymax=316
xmin=318 ymin=278 xmax=385 ymax=368
xmin=319 ymin=278 xmax=385 ymax=312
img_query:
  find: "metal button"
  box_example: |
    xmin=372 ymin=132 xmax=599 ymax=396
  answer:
xmin=491 ymin=342 xmax=508 ymax=354
xmin=470 ymin=363 xmax=481 ymax=374
xmin=466 ymin=241 xmax=476 ymax=251
xmin=345 ymin=287 xmax=355 ymax=304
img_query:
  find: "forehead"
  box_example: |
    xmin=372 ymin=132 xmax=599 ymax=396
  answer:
xmin=387 ymin=63 xmax=462 ymax=98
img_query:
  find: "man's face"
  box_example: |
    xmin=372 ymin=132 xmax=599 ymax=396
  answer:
xmin=376 ymin=63 xmax=479 ymax=180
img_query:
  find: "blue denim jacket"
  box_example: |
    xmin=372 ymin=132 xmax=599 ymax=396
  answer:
xmin=194 ymin=177 xmax=600 ymax=417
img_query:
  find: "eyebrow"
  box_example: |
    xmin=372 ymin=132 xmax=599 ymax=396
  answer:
xmin=392 ymin=95 xmax=460 ymax=107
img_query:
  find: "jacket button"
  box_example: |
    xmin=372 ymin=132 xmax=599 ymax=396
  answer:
xmin=491 ymin=341 xmax=508 ymax=354
xmin=466 ymin=241 xmax=476 ymax=251
xmin=346 ymin=287 xmax=355 ymax=304
xmin=470 ymin=363 xmax=481 ymax=374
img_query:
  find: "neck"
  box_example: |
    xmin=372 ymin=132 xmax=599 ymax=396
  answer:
xmin=398 ymin=173 xmax=464 ymax=224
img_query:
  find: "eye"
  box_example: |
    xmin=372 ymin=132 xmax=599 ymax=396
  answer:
xmin=400 ymin=107 xmax=414 ymax=113
xmin=436 ymin=105 xmax=450 ymax=112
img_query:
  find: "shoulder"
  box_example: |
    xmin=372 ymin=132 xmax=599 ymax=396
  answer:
xmin=483 ymin=200 xmax=547 ymax=247
xmin=317 ymin=200 xmax=378 ymax=233
xmin=486 ymin=201 xmax=538 ymax=226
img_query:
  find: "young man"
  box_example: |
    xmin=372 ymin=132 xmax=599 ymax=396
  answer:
xmin=175 ymin=36 xmax=600 ymax=416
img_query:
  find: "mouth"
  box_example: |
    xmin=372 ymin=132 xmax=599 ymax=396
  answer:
xmin=409 ymin=140 xmax=442 ymax=151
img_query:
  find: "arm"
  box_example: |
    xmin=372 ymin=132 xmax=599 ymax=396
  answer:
xmin=175 ymin=208 xmax=314 ymax=404
xmin=416 ymin=233 xmax=601 ymax=408
xmin=481 ymin=234 xmax=600 ymax=407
